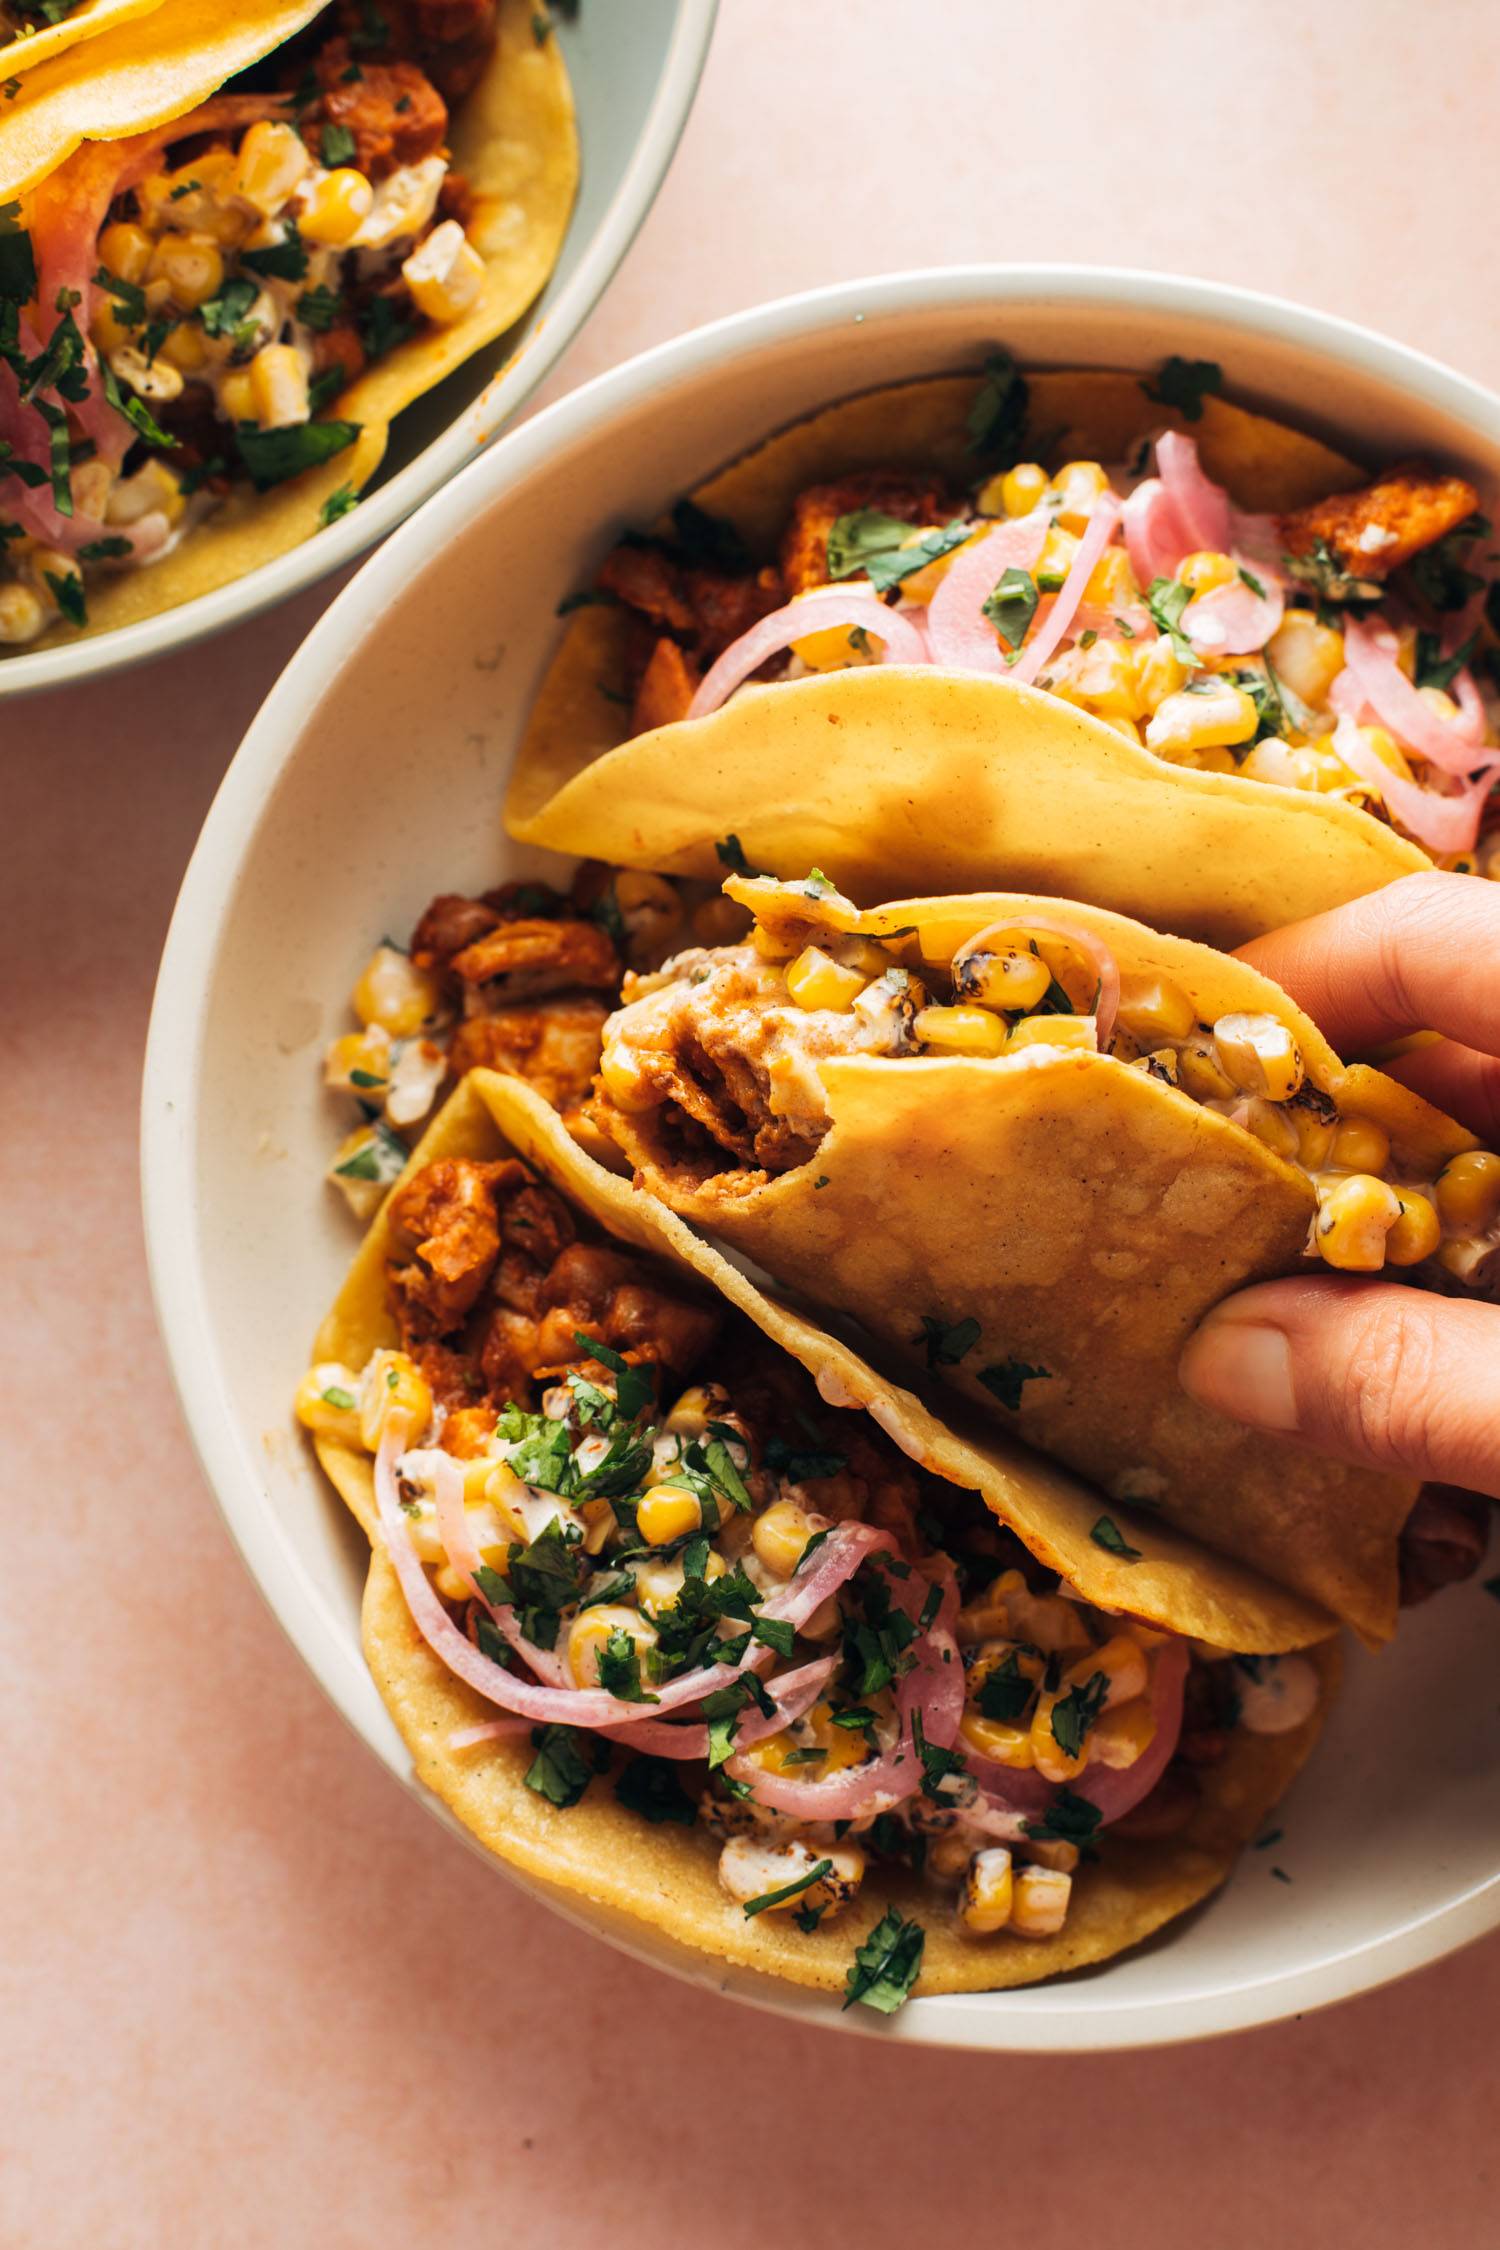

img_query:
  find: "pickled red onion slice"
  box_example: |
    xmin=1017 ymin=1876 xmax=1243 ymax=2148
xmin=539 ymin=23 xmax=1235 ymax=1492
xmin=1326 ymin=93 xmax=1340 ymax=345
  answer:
xmin=450 ymin=1656 xmax=837 ymax=1759
xmin=1011 ymin=492 xmax=1123 ymax=685
xmin=965 ymin=1636 xmax=1189 ymax=1830
xmin=952 ymin=911 xmax=1120 ymax=1051
xmin=924 ymin=510 xmax=1049 ymax=672
xmin=1339 ymin=620 xmax=1494 ymax=776
xmin=686 ymin=590 xmax=926 ymax=719
xmin=1183 ymin=567 xmax=1285 ymax=657
xmin=1156 ymin=430 xmax=1232 ymax=553
xmin=1122 ymin=476 xmax=1188 ymax=587
xmin=1331 ymin=717 xmax=1500 ymax=854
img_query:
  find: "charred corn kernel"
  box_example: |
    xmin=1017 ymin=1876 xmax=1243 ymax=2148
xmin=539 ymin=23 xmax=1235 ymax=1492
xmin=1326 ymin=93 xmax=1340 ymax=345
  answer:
xmin=233 ymin=120 xmax=312 ymax=215
xmin=1213 ymin=1011 xmax=1304 ymax=1102
xmin=692 ymin=893 xmax=751 ymax=946
xmin=1436 ymin=1151 xmax=1500 ymax=1230
xmin=955 ymin=1567 xmax=1024 ymax=1643
xmin=298 ymin=167 xmax=374 ymax=246
xmin=401 ymin=219 xmax=486 ymax=324
xmin=998 ymin=460 xmax=1049 ymax=518
xmin=109 ymin=344 xmax=183 ymax=403
xmin=1083 ymin=545 xmax=1137 ymax=611
xmin=751 ymin=1700 xmax=871 ymax=1779
xmin=785 ymin=944 xmax=865 ymax=1012
xmin=636 ymin=1485 xmax=703 ymax=1546
xmin=752 ymin=1498 xmax=819 ymax=1578
xmin=1387 ymin=1191 xmax=1442 ymax=1267
xmin=1010 ymin=1863 xmax=1072 ymax=1938
xmin=359 ymin=1349 xmax=433 ymax=1449
xmin=352 ymin=943 xmax=442 ymax=1037
xmin=1057 ymin=633 xmax=1138 ymax=719
xmin=1132 ymin=632 xmax=1187 ymax=714
xmin=90 ymin=300 xmax=136 ymax=357
xmin=105 ymin=456 xmax=185 ymax=527
xmin=294 ymin=1362 xmax=363 ymax=1439
xmin=1004 ymin=1013 xmax=1096 ymax=1054
xmin=249 ymin=342 xmax=310 ymax=429
xmin=1328 ymin=1116 xmax=1390 ymax=1175
xmin=98 ymin=219 xmax=154 ymax=284
xmin=567 ymin=1603 xmax=656 ymax=1689
xmin=1177 ymin=1034 xmax=1236 ymax=1101
xmin=1051 ymin=459 xmax=1108 ymax=530
xmin=1316 ymin=1172 xmax=1401 ymax=1271
xmin=0 ymin=583 xmax=46 ymax=644
xmin=1178 ymin=548 xmax=1238 ymax=595
xmin=1116 ymin=970 xmax=1196 ymax=1046
xmin=959 ymin=1710 xmax=1036 ymax=1768
xmin=1146 ymin=680 xmax=1258 ymax=755
xmin=1036 ymin=522 xmax=1079 ymax=584
xmin=953 ymin=944 xmax=1052 ymax=1013
xmin=324 ymin=1025 xmax=392 ymax=1093
xmin=913 ymin=1002 xmax=1008 ymax=1057
xmin=960 ymin=1847 xmax=1014 ymax=1934
xmin=1438 ymin=1236 xmax=1500 ymax=1289
xmin=1065 ymin=1633 xmax=1149 ymax=1708
xmin=1030 ymin=1692 xmax=1088 ymax=1783
xmin=717 ymin=1835 xmax=865 ymax=1915
xmin=1267 ymin=611 xmax=1345 ymax=707
xmin=148 ymin=231 xmax=223 ymax=309
xmin=632 ymin=1549 xmax=726 ymax=1616
xmin=614 ymin=869 xmax=683 ymax=951
xmin=218 ymin=368 xmax=257 ymax=425
xmin=1291 ymin=1104 xmax=1337 ymax=1170
xmin=597 ymin=1039 xmax=658 ymax=1113
xmin=159 ymin=320 xmax=208 ymax=373
xmin=1091 ymin=1696 xmax=1156 ymax=1769
xmin=1131 ymin=1045 xmax=1179 ymax=1084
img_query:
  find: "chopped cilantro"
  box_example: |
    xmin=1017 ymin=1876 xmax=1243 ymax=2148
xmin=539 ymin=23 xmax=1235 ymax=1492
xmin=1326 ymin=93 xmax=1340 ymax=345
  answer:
xmin=0 ymin=205 xmax=36 ymax=304
xmin=595 ymin=1627 xmax=659 ymax=1703
xmin=523 ymin=1723 xmax=593 ymax=1808
xmin=320 ymin=1385 xmax=357 ymax=1411
xmin=1410 ymin=515 xmax=1488 ymax=613
xmin=44 ymin=568 xmax=85 ymax=626
xmin=1140 ymin=355 xmax=1223 ymax=422
xmin=825 ymin=508 xmax=969 ymax=595
xmin=976 ymin=1357 xmax=1049 ymax=1411
xmin=234 ymin=418 xmax=361 ymax=492
xmin=242 ymin=229 xmax=309 ymax=283
xmin=91 ymin=264 xmax=145 ymax=328
xmin=842 ymin=1564 xmax=918 ymax=1698
xmin=743 ymin=1857 xmax=833 ymax=1919
xmin=1270 ymin=1865 xmax=1293 ymax=1885
xmin=803 ymin=867 xmax=833 ymax=897
xmin=357 ymin=293 xmax=416 ymax=361
xmin=1145 ymin=575 xmax=1198 ymax=666
xmin=1049 ymin=1670 xmax=1108 ymax=1758
xmin=914 ymin=1314 xmax=981 ymax=1368
xmin=1090 ymin=1513 xmax=1141 ymax=1560
xmin=966 ymin=347 xmax=1029 ymax=466
xmin=613 ymin=1755 xmax=696 ymax=1826
xmin=1239 ymin=565 xmax=1266 ymax=598
xmin=842 ymin=1908 xmax=926 ymax=2013
xmin=750 ymin=1615 xmax=796 ymax=1660
xmin=555 ymin=586 xmax=614 ymax=617
xmin=1413 ymin=627 xmax=1478 ymax=694
xmin=320 ymin=123 xmax=358 ymax=168
xmin=911 ymin=1708 xmax=968 ymax=1802
xmin=0 ymin=441 xmax=47 ymax=490
xmin=99 ymin=360 xmax=173 ymax=450
xmin=319 ymin=483 xmax=360 ymax=528
xmin=1023 ymin=1787 xmax=1102 ymax=1848
xmin=1254 ymin=1827 xmax=1284 ymax=1851
xmin=763 ymin=1433 xmax=847 ymax=1483
xmin=981 ymin=565 xmax=1038 ymax=657
xmin=476 ymin=1519 xmax=586 ymax=1649
xmin=297 ymin=282 xmax=344 ymax=333
xmin=572 ymin=1331 xmax=654 ymax=1420
xmin=976 ymin=1649 xmax=1033 ymax=1724
xmin=198 ymin=274 xmax=260 ymax=345
xmin=332 ymin=1118 xmax=407 ymax=1183
xmin=76 ymin=535 xmax=131 ymax=562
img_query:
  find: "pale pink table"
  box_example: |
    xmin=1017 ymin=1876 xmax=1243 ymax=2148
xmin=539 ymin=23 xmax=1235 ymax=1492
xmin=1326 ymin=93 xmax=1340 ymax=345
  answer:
xmin=9 ymin=4 xmax=1500 ymax=2241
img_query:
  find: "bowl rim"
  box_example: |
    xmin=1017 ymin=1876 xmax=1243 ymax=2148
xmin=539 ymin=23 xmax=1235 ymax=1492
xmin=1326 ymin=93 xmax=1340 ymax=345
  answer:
xmin=0 ymin=0 xmax=719 ymax=703
xmin=143 ymin=262 xmax=1500 ymax=2050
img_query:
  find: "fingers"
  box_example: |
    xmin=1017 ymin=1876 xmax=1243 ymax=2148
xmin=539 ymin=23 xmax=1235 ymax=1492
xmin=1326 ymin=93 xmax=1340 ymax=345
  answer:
xmin=1236 ymin=871 xmax=1500 ymax=1063
xmin=1385 ymin=1039 xmax=1500 ymax=1143
xmin=1179 ymin=1275 xmax=1500 ymax=1497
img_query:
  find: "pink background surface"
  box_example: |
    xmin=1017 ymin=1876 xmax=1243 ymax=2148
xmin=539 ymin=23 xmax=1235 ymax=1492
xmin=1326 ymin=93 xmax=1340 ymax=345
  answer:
xmin=8 ymin=2 xmax=1500 ymax=2241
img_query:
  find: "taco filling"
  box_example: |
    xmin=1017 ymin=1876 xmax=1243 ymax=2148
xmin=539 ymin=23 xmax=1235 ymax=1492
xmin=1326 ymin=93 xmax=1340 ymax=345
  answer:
xmin=298 ymin=1141 xmax=1328 ymax=1998
xmin=0 ymin=0 xmax=549 ymax=642
xmin=580 ymin=368 xmax=1500 ymax=873
xmin=600 ymin=873 xmax=1500 ymax=1297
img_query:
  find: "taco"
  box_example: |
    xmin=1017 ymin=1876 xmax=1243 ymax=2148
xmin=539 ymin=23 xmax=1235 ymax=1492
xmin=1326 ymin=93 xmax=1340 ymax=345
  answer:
xmin=0 ymin=0 xmax=170 ymax=77
xmin=297 ymin=1065 xmax=1335 ymax=2004
xmin=591 ymin=873 xmax=1500 ymax=1644
xmin=0 ymin=0 xmax=575 ymax=649
xmin=506 ymin=363 xmax=1500 ymax=941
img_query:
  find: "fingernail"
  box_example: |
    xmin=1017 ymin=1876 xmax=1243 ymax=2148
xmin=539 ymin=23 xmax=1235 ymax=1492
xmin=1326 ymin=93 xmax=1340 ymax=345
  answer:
xmin=1179 ymin=1313 xmax=1299 ymax=1432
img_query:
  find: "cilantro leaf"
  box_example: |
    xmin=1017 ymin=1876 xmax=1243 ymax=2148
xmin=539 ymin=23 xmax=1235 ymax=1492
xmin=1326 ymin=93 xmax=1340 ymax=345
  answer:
xmin=763 ymin=1433 xmax=847 ymax=1483
xmin=913 ymin=1314 xmax=981 ymax=1368
xmin=1090 ymin=1513 xmax=1141 ymax=1560
xmin=1145 ymin=575 xmax=1198 ymax=665
xmin=44 ymin=567 xmax=85 ymax=626
xmin=242 ymin=228 xmax=309 ymax=283
xmin=321 ymin=123 xmax=358 ymax=167
xmin=911 ymin=1708 xmax=968 ymax=1802
xmin=1410 ymin=516 xmax=1488 ymax=613
xmin=1140 ymin=355 xmax=1223 ymax=422
xmin=976 ymin=1358 xmax=1049 ymax=1411
xmin=668 ymin=497 xmax=750 ymax=572
xmin=198 ymin=274 xmax=260 ymax=344
xmin=613 ymin=1754 xmax=697 ymax=1826
xmin=1049 ymin=1669 xmax=1108 ymax=1758
xmin=297 ymin=282 xmax=345 ymax=333
xmin=981 ymin=565 xmax=1038 ymax=657
xmin=0 ymin=205 xmax=36 ymax=305
xmin=92 ymin=265 xmax=146 ymax=328
xmin=1023 ymin=1787 xmax=1102 ymax=1848
xmin=595 ymin=1626 xmax=659 ymax=1703
xmin=743 ymin=1856 xmax=833 ymax=1919
xmin=1414 ymin=627 xmax=1478 ymax=694
xmin=825 ymin=508 xmax=969 ymax=595
xmin=976 ymin=1649 xmax=1033 ymax=1724
xmin=750 ymin=1615 xmax=795 ymax=1660
xmin=99 ymin=358 xmax=173 ymax=450
xmin=523 ymin=1723 xmax=593 ymax=1808
xmin=842 ymin=1908 xmax=926 ymax=2013
xmin=967 ymin=347 xmax=1029 ymax=466
xmin=233 ymin=419 xmax=360 ymax=492
xmin=331 ymin=1117 xmax=407 ymax=1183
xmin=77 ymin=535 xmax=131 ymax=561
xmin=572 ymin=1331 xmax=654 ymax=1422
xmin=715 ymin=832 xmax=761 ymax=878
xmin=318 ymin=483 xmax=359 ymax=528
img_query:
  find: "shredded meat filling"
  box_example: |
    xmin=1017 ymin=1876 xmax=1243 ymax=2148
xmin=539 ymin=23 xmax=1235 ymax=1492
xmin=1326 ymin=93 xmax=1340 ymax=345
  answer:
xmin=309 ymin=42 xmax=449 ymax=178
xmin=1279 ymin=465 xmax=1480 ymax=579
xmin=448 ymin=996 xmax=608 ymax=1113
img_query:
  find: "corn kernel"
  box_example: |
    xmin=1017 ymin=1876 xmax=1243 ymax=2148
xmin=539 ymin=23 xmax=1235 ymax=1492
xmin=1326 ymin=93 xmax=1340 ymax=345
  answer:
xmin=98 ymin=219 xmax=154 ymax=284
xmin=960 ymin=1847 xmax=1014 ymax=1934
xmin=785 ymin=944 xmax=865 ymax=1012
xmin=1036 ymin=522 xmax=1079 ymax=585
xmin=233 ymin=120 xmax=312 ymax=216
xmin=598 ymin=1038 xmax=657 ymax=1113
xmin=1291 ymin=1104 xmax=1337 ymax=1170
xmin=248 ymin=342 xmax=310 ymax=430
xmin=1350 ymin=724 xmax=1414 ymax=783
xmin=219 ymin=368 xmax=257 ymax=425
xmin=1315 ymin=1172 xmax=1401 ymax=1271
xmin=913 ymin=1002 xmax=1008 ymax=1057
xmin=1328 ymin=1116 xmax=1390 ymax=1175
xmin=401 ymin=219 xmax=486 ymax=325
xmin=299 ymin=167 xmax=374 ymax=246
xmin=751 ymin=918 xmax=800 ymax=962
xmin=1177 ymin=548 xmax=1238 ymax=594
xmin=1010 ymin=1863 xmax=1072 ymax=1937
xmin=1132 ymin=633 xmax=1186 ymax=715
xmin=1066 ymin=1633 xmax=1149 ymax=1707
xmin=105 ymin=456 xmax=185 ymax=527
xmin=1050 ymin=459 xmax=1108 ymax=531
xmin=1146 ymin=680 xmax=1258 ymax=755
xmin=1212 ymin=1011 xmax=1305 ymax=1102
xmin=636 ymin=1485 xmax=703 ymax=1546
xmin=752 ymin=1499 xmax=820 ymax=1578
xmin=1030 ymin=1691 xmax=1089 ymax=1784
xmin=663 ymin=1383 xmax=728 ymax=1439
xmin=1436 ymin=1150 xmax=1500 ymax=1230
xmin=1266 ymin=611 xmax=1345 ymax=708
xmin=1091 ymin=1696 xmax=1156 ymax=1769
xmin=90 ymin=300 xmax=137 ymax=357
xmin=159 ymin=320 xmax=208 ymax=373
xmin=567 ymin=1603 xmax=656 ymax=1689
xmin=1236 ymin=1096 xmax=1300 ymax=1160
xmin=1116 ymin=971 xmax=1196 ymax=1046
xmin=148 ymin=231 xmax=224 ymax=310
xmin=959 ymin=1710 xmax=1036 ymax=1767
xmin=294 ymin=1361 xmax=363 ymax=1439
xmin=1387 ymin=1191 xmax=1442 ymax=1267
xmin=0 ymin=582 xmax=47 ymax=645
xmin=1176 ymin=1034 xmax=1235 ymax=1101
xmin=717 ymin=1835 xmax=865 ymax=1916
xmin=1056 ymin=633 xmax=1139 ymax=719
xmin=324 ymin=1025 xmax=392 ymax=1095
xmin=953 ymin=943 xmax=1052 ymax=1013
xmin=352 ymin=943 xmax=442 ymax=1038
xmin=1004 ymin=1014 xmax=1096 ymax=1054
xmin=632 ymin=1548 xmax=727 ymax=1617
xmin=998 ymin=461 xmax=1049 ymax=518
xmin=751 ymin=1699 xmax=872 ymax=1780
xmin=359 ymin=1348 xmax=433 ymax=1449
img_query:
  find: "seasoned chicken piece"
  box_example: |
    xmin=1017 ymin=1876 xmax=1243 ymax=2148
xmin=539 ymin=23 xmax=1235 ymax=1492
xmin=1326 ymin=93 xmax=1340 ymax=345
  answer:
xmin=309 ymin=42 xmax=448 ymax=177
xmin=449 ymin=916 xmax=620 ymax=1000
xmin=596 ymin=544 xmax=698 ymax=634
xmin=449 ymin=996 xmax=609 ymax=1112
xmin=387 ymin=1157 xmax=522 ymax=1337
xmin=780 ymin=471 xmax=958 ymax=596
xmin=596 ymin=543 xmax=783 ymax=662
xmin=1279 ymin=465 xmax=1479 ymax=579
xmin=631 ymin=636 xmax=701 ymax=733
xmin=410 ymin=893 xmax=505 ymax=972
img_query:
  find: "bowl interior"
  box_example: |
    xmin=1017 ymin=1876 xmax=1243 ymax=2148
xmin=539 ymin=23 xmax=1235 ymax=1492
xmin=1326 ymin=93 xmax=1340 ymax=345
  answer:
xmin=0 ymin=0 xmax=715 ymax=699
xmin=145 ymin=271 xmax=1500 ymax=2049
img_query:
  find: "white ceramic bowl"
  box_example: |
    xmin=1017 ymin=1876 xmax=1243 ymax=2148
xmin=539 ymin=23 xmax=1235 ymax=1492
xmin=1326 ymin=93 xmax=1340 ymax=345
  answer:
xmin=144 ymin=266 xmax=1500 ymax=2050
xmin=0 ymin=0 xmax=716 ymax=701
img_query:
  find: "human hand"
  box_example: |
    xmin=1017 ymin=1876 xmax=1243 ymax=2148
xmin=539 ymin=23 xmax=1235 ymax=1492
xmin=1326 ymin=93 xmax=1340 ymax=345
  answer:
xmin=1178 ymin=872 xmax=1500 ymax=1500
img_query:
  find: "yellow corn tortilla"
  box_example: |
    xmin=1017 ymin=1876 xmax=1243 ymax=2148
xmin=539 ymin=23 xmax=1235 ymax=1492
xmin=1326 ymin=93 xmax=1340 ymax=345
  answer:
xmin=0 ymin=0 xmax=169 ymax=80
xmin=9 ymin=0 xmax=577 ymax=646
xmin=506 ymin=371 xmax=1429 ymax=945
xmin=598 ymin=884 xmax=1479 ymax=1646
xmin=310 ymin=1067 xmax=1336 ymax=1998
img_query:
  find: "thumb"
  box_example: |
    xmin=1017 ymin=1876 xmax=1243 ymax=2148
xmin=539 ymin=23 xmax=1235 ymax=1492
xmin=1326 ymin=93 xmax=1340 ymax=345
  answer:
xmin=1179 ymin=1276 xmax=1500 ymax=1496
